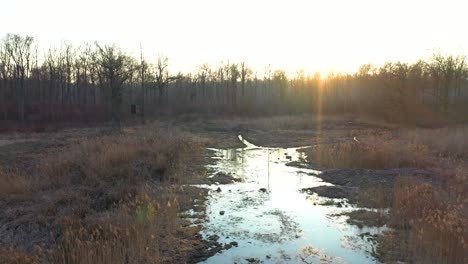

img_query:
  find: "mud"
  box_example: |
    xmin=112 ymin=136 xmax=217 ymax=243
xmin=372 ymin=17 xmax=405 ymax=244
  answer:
xmin=334 ymin=210 xmax=389 ymax=228
xmin=301 ymin=185 xmax=355 ymax=199
xmin=191 ymin=172 xmax=241 ymax=185
xmin=289 ymin=164 xmax=438 ymax=208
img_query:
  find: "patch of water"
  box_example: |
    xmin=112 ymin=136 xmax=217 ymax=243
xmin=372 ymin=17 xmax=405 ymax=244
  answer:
xmin=200 ymin=136 xmax=385 ymax=264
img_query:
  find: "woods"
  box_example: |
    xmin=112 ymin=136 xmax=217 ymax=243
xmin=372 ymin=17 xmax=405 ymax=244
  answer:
xmin=1 ymin=33 xmax=468 ymax=129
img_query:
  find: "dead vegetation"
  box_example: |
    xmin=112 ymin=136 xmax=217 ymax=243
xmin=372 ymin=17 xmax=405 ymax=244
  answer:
xmin=304 ymin=131 xmax=433 ymax=169
xmin=301 ymin=125 xmax=467 ymax=263
xmin=403 ymin=126 xmax=468 ymax=158
xmin=1 ymin=115 xmax=467 ymax=263
xmin=376 ymin=172 xmax=468 ymax=264
xmin=0 ymin=123 xmax=212 ymax=263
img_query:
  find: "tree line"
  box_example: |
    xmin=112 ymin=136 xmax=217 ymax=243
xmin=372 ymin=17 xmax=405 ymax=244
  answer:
xmin=1 ymin=33 xmax=467 ymax=128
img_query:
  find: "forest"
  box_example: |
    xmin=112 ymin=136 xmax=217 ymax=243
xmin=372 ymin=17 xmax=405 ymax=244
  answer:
xmin=1 ymin=33 xmax=467 ymax=130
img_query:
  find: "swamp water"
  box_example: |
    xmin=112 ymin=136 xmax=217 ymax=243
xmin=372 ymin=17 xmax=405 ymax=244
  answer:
xmin=198 ymin=136 xmax=385 ymax=264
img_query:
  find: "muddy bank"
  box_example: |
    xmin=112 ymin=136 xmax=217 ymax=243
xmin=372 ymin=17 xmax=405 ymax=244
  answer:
xmin=296 ymin=165 xmax=437 ymax=208
xmin=191 ymin=172 xmax=241 ymax=185
xmin=333 ymin=210 xmax=389 ymax=228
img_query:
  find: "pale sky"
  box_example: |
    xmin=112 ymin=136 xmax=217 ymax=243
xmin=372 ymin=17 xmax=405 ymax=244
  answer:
xmin=1 ymin=0 xmax=467 ymax=75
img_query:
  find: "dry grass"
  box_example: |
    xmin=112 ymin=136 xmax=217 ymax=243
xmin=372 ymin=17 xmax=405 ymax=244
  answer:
xmin=37 ymin=126 xmax=205 ymax=190
xmin=0 ymin=248 xmax=39 ymax=264
xmin=242 ymin=115 xmax=340 ymax=130
xmin=47 ymin=189 xmax=181 ymax=264
xmin=0 ymin=167 xmax=32 ymax=194
xmin=300 ymin=124 xmax=467 ymax=263
xmin=0 ymin=123 xmax=209 ymax=263
xmin=304 ymin=132 xmax=432 ymax=169
xmin=404 ymin=126 xmax=468 ymax=158
xmin=377 ymin=171 xmax=468 ymax=264
xmin=205 ymin=114 xmax=354 ymax=131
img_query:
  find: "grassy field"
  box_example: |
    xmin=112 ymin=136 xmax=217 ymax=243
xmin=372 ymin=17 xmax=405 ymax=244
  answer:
xmin=0 ymin=115 xmax=467 ymax=263
xmin=0 ymin=123 xmax=212 ymax=264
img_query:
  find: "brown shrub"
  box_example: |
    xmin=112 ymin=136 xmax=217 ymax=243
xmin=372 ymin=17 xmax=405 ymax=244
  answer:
xmin=392 ymin=177 xmax=437 ymax=228
xmin=382 ymin=175 xmax=468 ymax=263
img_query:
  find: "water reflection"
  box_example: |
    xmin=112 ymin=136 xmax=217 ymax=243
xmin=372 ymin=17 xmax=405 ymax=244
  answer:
xmin=200 ymin=135 xmax=385 ymax=264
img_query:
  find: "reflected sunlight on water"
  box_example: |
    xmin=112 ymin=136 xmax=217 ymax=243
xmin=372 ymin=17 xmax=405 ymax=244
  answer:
xmin=199 ymin=136 xmax=386 ymax=264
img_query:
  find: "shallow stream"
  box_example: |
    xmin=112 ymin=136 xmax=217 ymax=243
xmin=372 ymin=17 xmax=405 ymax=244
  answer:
xmin=199 ymin=136 xmax=384 ymax=263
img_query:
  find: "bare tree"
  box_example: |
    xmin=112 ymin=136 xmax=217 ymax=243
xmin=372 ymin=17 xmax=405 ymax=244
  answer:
xmin=3 ymin=34 xmax=34 ymax=122
xmin=0 ymin=44 xmax=11 ymax=120
xmin=155 ymin=55 xmax=169 ymax=99
xmin=229 ymin=63 xmax=239 ymax=109
xmin=139 ymin=45 xmax=147 ymax=123
xmin=429 ymin=54 xmax=466 ymax=111
xmin=240 ymin=61 xmax=252 ymax=97
xmin=96 ymin=44 xmax=135 ymax=129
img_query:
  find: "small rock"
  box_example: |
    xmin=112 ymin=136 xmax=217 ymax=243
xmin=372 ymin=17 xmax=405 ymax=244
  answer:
xmin=230 ymin=241 xmax=238 ymax=247
xmin=259 ymin=188 xmax=267 ymax=193
xmin=219 ymin=210 xmax=225 ymax=215
xmin=216 ymin=187 xmax=222 ymax=192
xmin=208 ymin=234 xmax=220 ymax=241
xmin=224 ymin=244 xmax=233 ymax=250
xmin=286 ymin=155 xmax=292 ymax=160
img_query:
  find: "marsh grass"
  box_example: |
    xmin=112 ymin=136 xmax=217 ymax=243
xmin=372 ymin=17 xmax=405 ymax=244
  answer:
xmin=0 ymin=167 xmax=32 ymax=195
xmin=376 ymin=173 xmax=468 ymax=264
xmin=0 ymin=123 xmax=208 ymax=263
xmin=38 ymin=126 xmax=205 ymax=189
xmin=304 ymin=132 xmax=432 ymax=169
xmin=403 ymin=126 xmax=468 ymax=158
xmin=47 ymin=190 xmax=181 ymax=264
xmin=302 ymin=126 xmax=467 ymax=263
xmin=204 ymin=114 xmax=355 ymax=132
xmin=0 ymin=247 xmax=39 ymax=264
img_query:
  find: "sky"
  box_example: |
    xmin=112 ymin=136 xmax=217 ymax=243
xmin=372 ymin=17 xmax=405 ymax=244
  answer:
xmin=1 ymin=0 xmax=467 ymax=75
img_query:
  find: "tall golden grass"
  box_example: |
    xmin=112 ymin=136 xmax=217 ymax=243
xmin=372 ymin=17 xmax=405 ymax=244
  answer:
xmin=303 ymin=126 xmax=467 ymax=263
xmin=403 ymin=126 xmax=468 ymax=158
xmin=304 ymin=132 xmax=432 ymax=169
xmin=0 ymin=124 xmax=208 ymax=263
xmin=48 ymin=190 xmax=181 ymax=264
xmin=381 ymin=174 xmax=468 ymax=264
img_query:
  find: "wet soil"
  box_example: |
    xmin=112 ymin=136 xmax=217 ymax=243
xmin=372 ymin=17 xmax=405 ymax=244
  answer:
xmin=294 ymin=165 xmax=438 ymax=208
xmin=333 ymin=210 xmax=389 ymax=228
xmin=191 ymin=172 xmax=241 ymax=185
